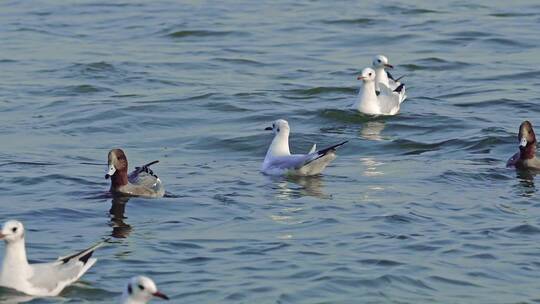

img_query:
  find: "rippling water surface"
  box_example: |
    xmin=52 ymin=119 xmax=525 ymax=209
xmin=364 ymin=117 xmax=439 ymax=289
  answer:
xmin=1 ymin=0 xmax=540 ymax=303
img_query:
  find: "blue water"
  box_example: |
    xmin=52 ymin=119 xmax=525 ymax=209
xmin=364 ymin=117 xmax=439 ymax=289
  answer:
xmin=1 ymin=0 xmax=540 ymax=303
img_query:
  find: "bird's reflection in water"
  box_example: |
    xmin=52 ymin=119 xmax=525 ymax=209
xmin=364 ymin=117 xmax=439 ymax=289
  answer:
xmin=109 ymin=196 xmax=132 ymax=238
xmin=358 ymin=157 xmax=385 ymax=203
xmin=360 ymin=157 xmax=384 ymax=178
xmin=515 ymin=169 xmax=537 ymax=197
xmin=269 ymin=175 xmax=330 ymax=200
xmin=360 ymin=121 xmax=385 ymax=141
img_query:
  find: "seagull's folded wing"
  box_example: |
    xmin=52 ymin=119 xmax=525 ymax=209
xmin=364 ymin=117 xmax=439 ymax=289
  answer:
xmin=28 ymin=261 xmax=86 ymax=294
xmin=267 ymin=154 xmax=315 ymax=170
xmin=27 ymin=241 xmax=104 ymax=295
xmin=376 ymin=84 xmax=401 ymax=115
xmin=377 ymin=82 xmax=395 ymax=96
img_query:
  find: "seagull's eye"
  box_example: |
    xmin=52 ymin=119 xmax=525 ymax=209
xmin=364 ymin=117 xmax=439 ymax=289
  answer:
xmin=138 ymin=284 xmax=145 ymax=290
xmin=277 ymin=128 xmax=280 ymax=132
xmin=377 ymin=59 xmax=381 ymax=63
xmin=368 ymin=73 xmax=372 ymax=76
xmin=12 ymin=227 xmax=17 ymax=233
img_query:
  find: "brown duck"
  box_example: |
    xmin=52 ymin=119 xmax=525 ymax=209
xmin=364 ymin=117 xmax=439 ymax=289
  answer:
xmin=105 ymin=149 xmax=165 ymax=198
xmin=507 ymin=121 xmax=540 ymax=170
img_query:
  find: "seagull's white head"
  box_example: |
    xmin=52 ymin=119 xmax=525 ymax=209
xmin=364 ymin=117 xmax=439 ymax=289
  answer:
xmin=357 ymin=68 xmax=376 ymax=82
xmin=372 ymin=55 xmax=393 ymax=69
xmin=0 ymin=220 xmax=25 ymax=243
xmin=123 ymin=276 xmax=169 ymax=303
xmin=265 ymin=119 xmax=290 ymax=136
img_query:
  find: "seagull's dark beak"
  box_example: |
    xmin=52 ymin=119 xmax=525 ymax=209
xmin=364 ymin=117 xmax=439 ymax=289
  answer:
xmin=384 ymin=64 xmax=394 ymax=69
xmin=0 ymin=232 xmax=5 ymax=239
xmin=265 ymin=127 xmax=273 ymax=131
xmin=153 ymin=291 xmax=169 ymax=300
xmin=357 ymin=76 xmax=365 ymax=80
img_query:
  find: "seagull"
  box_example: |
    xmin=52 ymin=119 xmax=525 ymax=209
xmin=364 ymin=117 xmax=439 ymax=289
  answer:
xmin=121 ymin=276 xmax=169 ymax=304
xmin=0 ymin=220 xmax=104 ymax=297
xmin=262 ymin=119 xmax=348 ymax=176
xmin=371 ymin=54 xmax=406 ymax=99
xmin=353 ymin=67 xmax=406 ymax=116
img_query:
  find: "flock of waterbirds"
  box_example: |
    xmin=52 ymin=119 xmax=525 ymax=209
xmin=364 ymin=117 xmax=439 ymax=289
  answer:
xmin=1 ymin=54 xmax=538 ymax=302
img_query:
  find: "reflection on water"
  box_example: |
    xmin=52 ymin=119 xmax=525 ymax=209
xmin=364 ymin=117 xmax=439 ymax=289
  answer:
xmin=360 ymin=121 xmax=386 ymax=141
xmin=109 ymin=196 xmax=132 ymax=238
xmin=269 ymin=175 xmax=330 ymax=200
xmin=514 ymin=169 xmax=537 ymax=197
xmin=359 ymin=157 xmax=386 ymax=203
xmin=267 ymin=175 xmax=329 ymax=240
xmin=0 ymin=287 xmax=35 ymax=304
xmin=360 ymin=157 xmax=384 ymax=178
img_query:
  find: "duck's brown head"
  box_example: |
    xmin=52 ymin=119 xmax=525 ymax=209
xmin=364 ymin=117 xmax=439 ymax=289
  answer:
xmin=105 ymin=149 xmax=128 ymax=180
xmin=518 ymin=121 xmax=537 ymax=159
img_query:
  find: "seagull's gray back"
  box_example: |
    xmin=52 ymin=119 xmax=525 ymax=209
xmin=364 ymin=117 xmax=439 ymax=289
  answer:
xmin=376 ymin=83 xmax=401 ymax=115
xmin=28 ymin=261 xmax=84 ymax=292
xmin=263 ymin=152 xmax=336 ymax=176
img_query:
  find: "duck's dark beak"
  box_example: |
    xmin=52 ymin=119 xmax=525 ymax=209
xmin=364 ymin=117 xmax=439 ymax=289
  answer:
xmin=106 ymin=164 xmax=116 ymax=179
xmin=265 ymin=127 xmax=273 ymax=131
xmin=153 ymin=291 xmax=169 ymax=300
xmin=384 ymin=64 xmax=394 ymax=69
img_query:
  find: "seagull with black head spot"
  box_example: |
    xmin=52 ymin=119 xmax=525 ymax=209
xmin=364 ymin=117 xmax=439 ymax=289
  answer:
xmin=262 ymin=119 xmax=348 ymax=176
xmin=371 ymin=54 xmax=406 ymax=100
xmin=121 ymin=276 xmax=169 ymax=304
xmin=507 ymin=120 xmax=540 ymax=170
xmin=0 ymin=220 xmax=104 ymax=297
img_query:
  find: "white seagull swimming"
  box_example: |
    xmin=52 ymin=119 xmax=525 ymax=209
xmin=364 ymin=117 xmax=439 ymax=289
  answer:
xmin=121 ymin=276 xmax=169 ymax=304
xmin=0 ymin=220 xmax=104 ymax=297
xmin=262 ymin=119 xmax=347 ymax=176
xmin=371 ymin=54 xmax=406 ymax=99
xmin=353 ymin=67 xmax=407 ymax=116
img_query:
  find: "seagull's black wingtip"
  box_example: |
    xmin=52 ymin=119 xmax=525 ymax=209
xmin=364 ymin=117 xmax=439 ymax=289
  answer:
xmin=393 ymin=83 xmax=405 ymax=93
xmin=317 ymin=140 xmax=348 ymax=156
xmin=79 ymin=250 xmax=95 ymax=264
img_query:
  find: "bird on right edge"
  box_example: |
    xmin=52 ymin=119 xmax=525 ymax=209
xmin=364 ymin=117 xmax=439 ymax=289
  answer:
xmin=121 ymin=276 xmax=169 ymax=304
xmin=507 ymin=121 xmax=540 ymax=170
